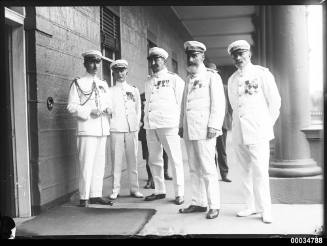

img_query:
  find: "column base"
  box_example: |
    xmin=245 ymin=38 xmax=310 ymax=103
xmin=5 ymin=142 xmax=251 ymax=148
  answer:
xmin=270 ymin=175 xmax=323 ymax=203
xmin=269 ymin=159 xmax=322 ymax=177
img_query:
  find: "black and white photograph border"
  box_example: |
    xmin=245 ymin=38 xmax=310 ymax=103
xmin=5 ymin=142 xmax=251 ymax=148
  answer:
xmin=0 ymin=0 xmax=325 ymax=240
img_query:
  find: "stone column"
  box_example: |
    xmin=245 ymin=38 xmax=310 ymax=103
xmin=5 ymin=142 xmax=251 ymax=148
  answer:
xmin=267 ymin=6 xmax=322 ymax=177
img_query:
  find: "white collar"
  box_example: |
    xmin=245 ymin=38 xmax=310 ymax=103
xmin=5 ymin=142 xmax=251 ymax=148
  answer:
xmin=84 ymin=72 xmax=100 ymax=81
xmin=237 ymin=62 xmax=253 ymax=75
xmin=153 ymin=67 xmax=168 ymax=77
xmin=116 ymin=81 xmax=127 ymax=87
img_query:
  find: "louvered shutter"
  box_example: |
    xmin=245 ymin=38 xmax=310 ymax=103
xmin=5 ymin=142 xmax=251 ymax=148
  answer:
xmin=100 ymin=7 xmax=120 ymax=51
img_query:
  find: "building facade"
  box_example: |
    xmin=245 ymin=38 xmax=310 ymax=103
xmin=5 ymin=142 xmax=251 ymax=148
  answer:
xmin=1 ymin=5 xmax=325 ymax=218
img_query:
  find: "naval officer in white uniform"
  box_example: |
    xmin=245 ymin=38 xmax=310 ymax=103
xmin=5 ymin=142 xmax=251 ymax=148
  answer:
xmin=67 ymin=50 xmax=113 ymax=207
xmin=227 ymin=40 xmax=281 ymax=223
xmin=179 ymin=41 xmax=225 ymax=219
xmin=108 ymin=59 xmax=144 ymax=200
xmin=143 ymin=47 xmax=185 ymax=205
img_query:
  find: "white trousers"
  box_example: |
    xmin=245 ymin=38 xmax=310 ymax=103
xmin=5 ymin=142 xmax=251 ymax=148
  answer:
xmin=146 ymin=128 xmax=184 ymax=197
xmin=234 ymin=141 xmax=271 ymax=214
xmin=110 ymin=131 xmax=140 ymax=194
xmin=185 ymin=138 xmax=220 ymax=209
xmin=77 ymin=136 xmax=107 ymax=200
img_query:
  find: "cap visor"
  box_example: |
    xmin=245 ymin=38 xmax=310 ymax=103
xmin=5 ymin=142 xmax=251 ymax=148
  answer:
xmin=84 ymin=56 xmax=102 ymax=61
xmin=102 ymin=56 xmax=112 ymax=62
xmin=147 ymin=55 xmax=164 ymax=60
xmin=185 ymin=49 xmax=203 ymax=54
xmin=231 ymin=48 xmax=249 ymax=54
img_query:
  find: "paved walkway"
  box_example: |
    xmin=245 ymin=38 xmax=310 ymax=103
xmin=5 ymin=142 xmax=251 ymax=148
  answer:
xmin=14 ymin=132 xmax=324 ymax=237
xmin=98 ymin=160 xmax=323 ymax=236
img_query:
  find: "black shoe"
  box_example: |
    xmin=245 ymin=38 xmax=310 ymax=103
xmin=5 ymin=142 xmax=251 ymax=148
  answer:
xmin=79 ymin=199 xmax=88 ymax=207
xmin=175 ymin=196 xmax=184 ymax=205
xmin=144 ymin=193 xmax=166 ymax=201
xmin=164 ymin=173 xmax=173 ymax=180
xmin=89 ymin=197 xmax=113 ymax=206
xmin=206 ymin=209 xmax=220 ymax=219
xmin=220 ymin=175 xmax=232 ymax=182
xmin=179 ymin=205 xmax=207 ymax=213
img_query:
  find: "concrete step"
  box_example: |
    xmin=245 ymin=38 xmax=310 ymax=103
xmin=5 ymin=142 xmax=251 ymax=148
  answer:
xmin=270 ymin=175 xmax=323 ymax=204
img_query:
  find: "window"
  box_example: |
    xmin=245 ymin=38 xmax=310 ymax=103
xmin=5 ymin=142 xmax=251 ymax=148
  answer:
xmin=100 ymin=7 xmax=120 ymax=87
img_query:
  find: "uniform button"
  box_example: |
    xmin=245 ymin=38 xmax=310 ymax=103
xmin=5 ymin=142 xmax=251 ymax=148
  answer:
xmin=149 ymin=110 xmax=151 ymax=112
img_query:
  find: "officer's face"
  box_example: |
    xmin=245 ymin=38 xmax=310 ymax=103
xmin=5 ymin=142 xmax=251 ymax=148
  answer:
xmin=84 ymin=59 xmax=101 ymax=75
xmin=187 ymin=52 xmax=204 ymax=66
xmin=112 ymin=67 xmax=128 ymax=82
xmin=149 ymin=56 xmax=166 ymax=73
xmin=186 ymin=52 xmax=204 ymax=73
xmin=231 ymin=50 xmax=251 ymax=69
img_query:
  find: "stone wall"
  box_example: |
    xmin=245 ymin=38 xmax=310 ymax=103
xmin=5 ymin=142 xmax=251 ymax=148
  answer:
xmin=32 ymin=6 xmax=101 ymax=207
xmin=120 ymin=6 xmax=192 ymax=91
xmin=30 ymin=6 xmax=192 ymax=210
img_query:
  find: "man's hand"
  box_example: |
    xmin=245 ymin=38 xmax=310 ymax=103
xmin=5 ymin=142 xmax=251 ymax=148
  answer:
xmin=102 ymin=107 xmax=112 ymax=115
xmin=90 ymin=109 xmax=102 ymax=118
xmin=178 ymin=127 xmax=183 ymax=138
xmin=207 ymin=127 xmax=217 ymax=139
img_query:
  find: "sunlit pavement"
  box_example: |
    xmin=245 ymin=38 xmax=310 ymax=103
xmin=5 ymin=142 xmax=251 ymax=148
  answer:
xmin=14 ymin=131 xmax=324 ymax=237
xmin=100 ymin=132 xmax=324 ymax=236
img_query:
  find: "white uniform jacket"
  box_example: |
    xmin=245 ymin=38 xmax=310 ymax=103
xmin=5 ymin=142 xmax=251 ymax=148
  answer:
xmin=144 ymin=68 xmax=185 ymax=129
xmin=67 ymin=74 xmax=111 ymax=136
xmin=181 ymin=63 xmax=225 ymax=140
xmin=109 ymin=81 xmax=141 ymax=132
xmin=227 ymin=63 xmax=281 ymax=145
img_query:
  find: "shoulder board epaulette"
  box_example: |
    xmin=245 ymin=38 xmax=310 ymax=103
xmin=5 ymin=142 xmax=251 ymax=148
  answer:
xmin=70 ymin=77 xmax=80 ymax=88
xmin=254 ymin=65 xmax=269 ymax=71
xmin=167 ymin=71 xmax=176 ymax=75
xmin=132 ymin=85 xmax=136 ymax=88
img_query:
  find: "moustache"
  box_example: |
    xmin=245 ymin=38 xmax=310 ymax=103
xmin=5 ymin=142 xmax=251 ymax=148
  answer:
xmin=187 ymin=64 xmax=199 ymax=74
xmin=88 ymin=68 xmax=98 ymax=73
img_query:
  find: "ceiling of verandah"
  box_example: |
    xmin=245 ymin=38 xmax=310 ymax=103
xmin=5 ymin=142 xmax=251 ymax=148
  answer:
xmin=171 ymin=6 xmax=256 ymax=66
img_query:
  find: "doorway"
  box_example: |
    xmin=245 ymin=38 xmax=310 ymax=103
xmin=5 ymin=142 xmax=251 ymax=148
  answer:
xmin=1 ymin=7 xmax=31 ymax=218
